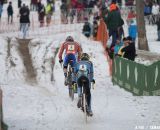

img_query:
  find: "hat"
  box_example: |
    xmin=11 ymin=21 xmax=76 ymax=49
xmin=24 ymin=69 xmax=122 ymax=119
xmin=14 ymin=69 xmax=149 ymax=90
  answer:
xmin=126 ymin=36 xmax=132 ymax=41
xmin=110 ymin=4 xmax=117 ymax=11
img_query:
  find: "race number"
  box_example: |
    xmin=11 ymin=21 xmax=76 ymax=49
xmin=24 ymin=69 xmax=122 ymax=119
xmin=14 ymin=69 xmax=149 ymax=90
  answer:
xmin=68 ymin=45 xmax=75 ymax=51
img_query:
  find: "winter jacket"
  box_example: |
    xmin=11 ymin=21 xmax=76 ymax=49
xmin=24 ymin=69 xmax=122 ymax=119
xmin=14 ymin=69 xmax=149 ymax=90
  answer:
xmin=128 ymin=21 xmax=137 ymax=39
xmin=144 ymin=5 xmax=152 ymax=15
xmin=152 ymin=5 xmax=159 ymax=15
xmin=7 ymin=5 xmax=13 ymax=15
xmin=83 ymin=22 xmax=91 ymax=35
xmin=121 ymin=42 xmax=136 ymax=61
xmin=104 ymin=10 xmax=123 ymax=31
xmin=19 ymin=6 xmax=30 ymax=23
xmin=114 ymin=41 xmax=123 ymax=55
xmin=72 ymin=60 xmax=94 ymax=85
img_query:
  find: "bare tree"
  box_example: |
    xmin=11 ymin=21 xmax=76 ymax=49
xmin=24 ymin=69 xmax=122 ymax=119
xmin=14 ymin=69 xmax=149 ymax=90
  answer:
xmin=136 ymin=0 xmax=149 ymax=51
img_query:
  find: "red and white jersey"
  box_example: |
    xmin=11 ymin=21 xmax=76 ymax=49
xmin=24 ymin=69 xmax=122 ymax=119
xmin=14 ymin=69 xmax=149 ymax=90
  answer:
xmin=58 ymin=41 xmax=82 ymax=60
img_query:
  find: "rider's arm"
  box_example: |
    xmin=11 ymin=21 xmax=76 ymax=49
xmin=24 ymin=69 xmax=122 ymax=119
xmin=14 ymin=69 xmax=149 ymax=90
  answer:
xmin=90 ymin=62 xmax=94 ymax=81
xmin=58 ymin=43 xmax=65 ymax=60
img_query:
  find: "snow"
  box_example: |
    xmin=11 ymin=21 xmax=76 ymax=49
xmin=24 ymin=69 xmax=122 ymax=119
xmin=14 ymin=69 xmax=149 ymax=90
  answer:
xmin=0 ymin=31 xmax=160 ymax=130
xmin=0 ymin=1 xmax=160 ymax=130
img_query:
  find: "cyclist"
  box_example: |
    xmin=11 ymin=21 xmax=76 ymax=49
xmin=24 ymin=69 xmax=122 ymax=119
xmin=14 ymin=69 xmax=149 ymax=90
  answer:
xmin=58 ymin=36 xmax=82 ymax=85
xmin=72 ymin=53 xmax=95 ymax=116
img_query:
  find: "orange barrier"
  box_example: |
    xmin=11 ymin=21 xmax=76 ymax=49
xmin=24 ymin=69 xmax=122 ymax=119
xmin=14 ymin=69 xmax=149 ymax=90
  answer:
xmin=96 ymin=19 xmax=112 ymax=76
xmin=96 ymin=19 xmax=108 ymax=49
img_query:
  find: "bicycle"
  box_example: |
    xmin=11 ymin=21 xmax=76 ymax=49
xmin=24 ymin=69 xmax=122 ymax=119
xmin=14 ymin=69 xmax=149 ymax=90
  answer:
xmin=66 ymin=60 xmax=75 ymax=101
xmin=77 ymin=79 xmax=93 ymax=123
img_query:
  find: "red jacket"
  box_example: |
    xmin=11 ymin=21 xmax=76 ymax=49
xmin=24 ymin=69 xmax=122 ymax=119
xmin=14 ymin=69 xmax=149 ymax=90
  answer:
xmin=58 ymin=41 xmax=82 ymax=61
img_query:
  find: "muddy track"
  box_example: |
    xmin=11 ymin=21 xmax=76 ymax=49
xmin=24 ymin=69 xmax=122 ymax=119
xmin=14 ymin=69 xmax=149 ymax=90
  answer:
xmin=16 ymin=38 xmax=37 ymax=83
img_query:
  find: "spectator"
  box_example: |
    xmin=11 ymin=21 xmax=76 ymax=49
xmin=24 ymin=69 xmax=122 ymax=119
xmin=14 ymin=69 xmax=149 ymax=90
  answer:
xmin=45 ymin=1 xmax=53 ymax=26
xmin=60 ymin=2 xmax=68 ymax=24
xmin=121 ymin=36 xmax=136 ymax=61
xmin=118 ymin=37 xmax=128 ymax=56
xmin=104 ymin=3 xmax=123 ymax=49
xmin=156 ymin=17 xmax=160 ymax=41
xmin=18 ymin=0 xmax=22 ymax=8
xmin=128 ymin=19 xmax=137 ymax=42
xmin=152 ymin=2 xmax=159 ymax=24
xmin=7 ymin=1 xmax=13 ymax=24
xmin=92 ymin=20 xmax=98 ymax=40
xmin=82 ymin=18 xmax=91 ymax=38
xmin=127 ymin=8 xmax=136 ymax=25
xmin=0 ymin=1 xmax=2 ymax=21
xmin=30 ymin=0 xmax=38 ymax=11
xmin=19 ymin=4 xmax=30 ymax=39
xmin=114 ymin=38 xmax=123 ymax=56
xmin=144 ymin=2 xmax=152 ymax=16
xmin=38 ymin=3 xmax=45 ymax=27
xmin=118 ymin=18 xmax=125 ymax=40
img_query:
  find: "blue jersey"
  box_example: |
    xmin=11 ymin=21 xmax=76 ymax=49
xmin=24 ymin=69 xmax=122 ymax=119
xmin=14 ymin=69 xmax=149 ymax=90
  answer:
xmin=72 ymin=60 xmax=94 ymax=83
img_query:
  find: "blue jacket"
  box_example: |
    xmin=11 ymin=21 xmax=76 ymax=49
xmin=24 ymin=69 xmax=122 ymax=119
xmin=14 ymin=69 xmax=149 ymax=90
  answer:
xmin=144 ymin=6 xmax=151 ymax=14
xmin=114 ymin=41 xmax=123 ymax=55
xmin=72 ymin=60 xmax=94 ymax=83
xmin=128 ymin=24 xmax=137 ymax=39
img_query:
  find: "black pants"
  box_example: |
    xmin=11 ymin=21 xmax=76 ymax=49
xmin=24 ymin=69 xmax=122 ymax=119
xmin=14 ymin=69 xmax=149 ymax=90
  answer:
xmin=77 ymin=76 xmax=91 ymax=108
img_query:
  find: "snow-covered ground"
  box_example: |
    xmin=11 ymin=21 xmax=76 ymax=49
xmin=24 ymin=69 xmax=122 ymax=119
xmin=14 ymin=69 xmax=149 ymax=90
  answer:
xmin=0 ymin=1 xmax=160 ymax=130
xmin=0 ymin=31 xmax=160 ymax=130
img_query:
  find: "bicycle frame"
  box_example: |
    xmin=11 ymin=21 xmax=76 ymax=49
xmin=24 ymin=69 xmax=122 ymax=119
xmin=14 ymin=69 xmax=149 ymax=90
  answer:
xmin=67 ymin=60 xmax=74 ymax=101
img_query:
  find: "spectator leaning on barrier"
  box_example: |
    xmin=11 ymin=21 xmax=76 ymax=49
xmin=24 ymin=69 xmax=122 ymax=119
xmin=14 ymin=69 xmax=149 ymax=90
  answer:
xmin=7 ymin=1 xmax=13 ymax=24
xmin=156 ymin=17 xmax=160 ymax=41
xmin=114 ymin=38 xmax=124 ymax=56
xmin=118 ymin=37 xmax=128 ymax=57
xmin=121 ymin=36 xmax=136 ymax=61
xmin=19 ymin=4 xmax=30 ymax=39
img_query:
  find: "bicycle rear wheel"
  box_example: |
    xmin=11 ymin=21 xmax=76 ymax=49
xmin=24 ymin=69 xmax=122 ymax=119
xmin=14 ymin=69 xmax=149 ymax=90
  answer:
xmin=83 ymin=93 xmax=87 ymax=123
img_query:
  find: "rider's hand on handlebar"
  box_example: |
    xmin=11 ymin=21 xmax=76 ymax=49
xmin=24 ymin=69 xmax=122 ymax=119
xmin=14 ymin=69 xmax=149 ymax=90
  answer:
xmin=59 ymin=59 xmax=63 ymax=64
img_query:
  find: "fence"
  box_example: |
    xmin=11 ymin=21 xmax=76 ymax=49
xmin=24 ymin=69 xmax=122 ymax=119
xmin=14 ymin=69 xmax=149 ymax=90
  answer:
xmin=112 ymin=57 xmax=160 ymax=96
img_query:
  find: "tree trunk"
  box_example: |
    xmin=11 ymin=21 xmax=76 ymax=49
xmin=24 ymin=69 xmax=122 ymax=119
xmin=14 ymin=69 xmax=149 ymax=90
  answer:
xmin=136 ymin=0 xmax=149 ymax=51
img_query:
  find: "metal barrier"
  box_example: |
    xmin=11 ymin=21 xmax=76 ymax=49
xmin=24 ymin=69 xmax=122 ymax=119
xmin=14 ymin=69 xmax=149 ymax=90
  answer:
xmin=112 ymin=56 xmax=160 ymax=96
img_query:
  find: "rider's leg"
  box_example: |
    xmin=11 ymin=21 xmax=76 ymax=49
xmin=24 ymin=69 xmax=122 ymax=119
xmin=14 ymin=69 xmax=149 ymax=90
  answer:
xmin=84 ymin=80 xmax=92 ymax=112
xmin=63 ymin=55 xmax=69 ymax=77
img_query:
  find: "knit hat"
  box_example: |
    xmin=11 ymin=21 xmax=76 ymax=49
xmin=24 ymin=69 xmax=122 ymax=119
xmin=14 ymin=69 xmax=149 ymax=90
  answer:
xmin=110 ymin=4 xmax=117 ymax=11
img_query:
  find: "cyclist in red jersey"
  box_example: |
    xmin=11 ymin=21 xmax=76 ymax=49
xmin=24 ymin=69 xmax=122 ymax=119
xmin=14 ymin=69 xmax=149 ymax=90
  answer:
xmin=58 ymin=36 xmax=82 ymax=85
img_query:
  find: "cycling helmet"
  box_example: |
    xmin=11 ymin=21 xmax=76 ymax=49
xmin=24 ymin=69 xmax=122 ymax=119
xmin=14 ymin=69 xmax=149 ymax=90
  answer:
xmin=66 ymin=36 xmax=74 ymax=42
xmin=81 ymin=53 xmax=90 ymax=61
